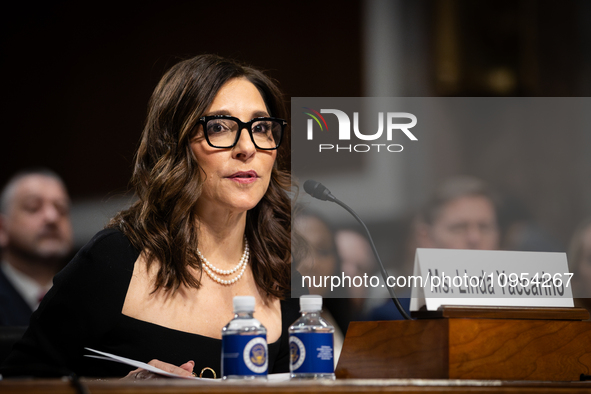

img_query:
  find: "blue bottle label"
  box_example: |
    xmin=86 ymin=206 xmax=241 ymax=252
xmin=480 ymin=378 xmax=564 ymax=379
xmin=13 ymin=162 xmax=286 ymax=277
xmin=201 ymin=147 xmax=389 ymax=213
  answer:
xmin=289 ymin=332 xmax=334 ymax=373
xmin=222 ymin=334 xmax=268 ymax=376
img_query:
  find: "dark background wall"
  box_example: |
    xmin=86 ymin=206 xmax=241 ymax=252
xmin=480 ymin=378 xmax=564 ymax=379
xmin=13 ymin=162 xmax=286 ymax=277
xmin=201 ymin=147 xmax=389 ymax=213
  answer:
xmin=2 ymin=0 xmax=591 ymax=261
xmin=1 ymin=0 xmax=362 ymax=197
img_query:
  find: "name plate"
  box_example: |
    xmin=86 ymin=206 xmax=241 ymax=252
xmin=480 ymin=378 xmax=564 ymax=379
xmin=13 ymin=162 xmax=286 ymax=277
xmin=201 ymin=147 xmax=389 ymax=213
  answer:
xmin=409 ymin=248 xmax=574 ymax=311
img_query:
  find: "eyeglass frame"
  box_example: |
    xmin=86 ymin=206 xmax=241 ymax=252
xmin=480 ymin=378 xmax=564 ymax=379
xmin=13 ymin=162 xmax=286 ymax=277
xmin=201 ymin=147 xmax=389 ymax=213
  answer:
xmin=196 ymin=115 xmax=287 ymax=150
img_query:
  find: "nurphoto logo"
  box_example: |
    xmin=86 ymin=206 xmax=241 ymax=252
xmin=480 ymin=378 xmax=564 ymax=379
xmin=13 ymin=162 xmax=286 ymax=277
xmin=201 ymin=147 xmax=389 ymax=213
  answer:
xmin=303 ymin=107 xmax=418 ymax=153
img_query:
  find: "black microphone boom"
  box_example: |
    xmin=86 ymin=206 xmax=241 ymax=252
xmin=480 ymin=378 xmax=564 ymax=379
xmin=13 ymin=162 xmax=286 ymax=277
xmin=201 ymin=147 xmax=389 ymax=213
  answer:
xmin=303 ymin=179 xmax=412 ymax=320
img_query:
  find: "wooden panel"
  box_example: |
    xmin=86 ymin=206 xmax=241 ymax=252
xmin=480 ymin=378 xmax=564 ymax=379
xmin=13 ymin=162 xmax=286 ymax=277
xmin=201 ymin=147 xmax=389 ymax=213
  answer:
xmin=448 ymin=319 xmax=591 ymax=380
xmin=336 ymin=318 xmax=591 ymax=381
xmin=335 ymin=320 xmax=448 ymax=379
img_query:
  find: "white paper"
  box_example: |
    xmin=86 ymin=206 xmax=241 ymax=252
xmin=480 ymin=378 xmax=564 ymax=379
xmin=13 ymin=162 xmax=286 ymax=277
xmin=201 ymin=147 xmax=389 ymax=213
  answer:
xmin=84 ymin=347 xmax=210 ymax=380
xmin=409 ymin=252 xmax=425 ymax=312
xmin=83 ymin=348 xmax=290 ymax=381
xmin=268 ymin=373 xmax=290 ymax=381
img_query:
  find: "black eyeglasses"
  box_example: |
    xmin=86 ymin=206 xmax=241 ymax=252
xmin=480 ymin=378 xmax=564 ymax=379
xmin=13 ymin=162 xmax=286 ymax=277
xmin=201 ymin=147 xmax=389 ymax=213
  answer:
xmin=197 ymin=115 xmax=286 ymax=150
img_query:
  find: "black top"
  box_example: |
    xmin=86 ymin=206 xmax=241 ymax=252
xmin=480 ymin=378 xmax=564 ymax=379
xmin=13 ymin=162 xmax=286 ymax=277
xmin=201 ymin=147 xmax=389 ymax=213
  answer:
xmin=1 ymin=228 xmax=300 ymax=377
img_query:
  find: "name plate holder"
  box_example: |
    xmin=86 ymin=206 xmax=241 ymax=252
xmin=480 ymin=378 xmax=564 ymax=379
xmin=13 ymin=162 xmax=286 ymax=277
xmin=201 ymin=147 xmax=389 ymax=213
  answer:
xmin=335 ymin=306 xmax=591 ymax=381
xmin=410 ymin=248 xmax=575 ymax=311
xmin=412 ymin=304 xmax=590 ymax=320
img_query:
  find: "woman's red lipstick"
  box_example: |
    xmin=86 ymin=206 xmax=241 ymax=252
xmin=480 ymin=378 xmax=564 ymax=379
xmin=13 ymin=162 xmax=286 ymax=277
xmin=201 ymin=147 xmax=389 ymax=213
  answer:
xmin=228 ymin=170 xmax=258 ymax=184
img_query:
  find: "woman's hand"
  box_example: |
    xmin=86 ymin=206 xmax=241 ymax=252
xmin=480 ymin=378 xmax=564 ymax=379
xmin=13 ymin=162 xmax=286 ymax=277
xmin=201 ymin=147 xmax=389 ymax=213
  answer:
xmin=123 ymin=360 xmax=195 ymax=380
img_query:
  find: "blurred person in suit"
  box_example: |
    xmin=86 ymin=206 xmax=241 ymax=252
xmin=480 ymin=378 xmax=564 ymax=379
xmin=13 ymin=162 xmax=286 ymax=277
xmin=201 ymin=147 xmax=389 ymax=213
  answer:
xmin=0 ymin=168 xmax=73 ymax=326
xmin=370 ymin=176 xmax=500 ymax=320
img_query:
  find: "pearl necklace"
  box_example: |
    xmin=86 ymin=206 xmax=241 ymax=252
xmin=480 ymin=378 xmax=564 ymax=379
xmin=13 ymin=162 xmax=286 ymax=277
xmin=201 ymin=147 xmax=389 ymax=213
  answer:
xmin=198 ymin=237 xmax=249 ymax=285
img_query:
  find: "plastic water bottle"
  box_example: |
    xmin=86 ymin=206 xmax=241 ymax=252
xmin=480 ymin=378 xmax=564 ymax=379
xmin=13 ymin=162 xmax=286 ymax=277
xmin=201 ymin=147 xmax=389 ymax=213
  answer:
xmin=289 ymin=295 xmax=335 ymax=380
xmin=221 ymin=296 xmax=268 ymax=380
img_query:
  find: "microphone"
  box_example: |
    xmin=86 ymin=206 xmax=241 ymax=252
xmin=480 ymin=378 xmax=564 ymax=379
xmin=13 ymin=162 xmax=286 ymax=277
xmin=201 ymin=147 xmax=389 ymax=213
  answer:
xmin=303 ymin=180 xmax=412 ymax=320
xmin=303 ymin=180 xmax=336 ymax=202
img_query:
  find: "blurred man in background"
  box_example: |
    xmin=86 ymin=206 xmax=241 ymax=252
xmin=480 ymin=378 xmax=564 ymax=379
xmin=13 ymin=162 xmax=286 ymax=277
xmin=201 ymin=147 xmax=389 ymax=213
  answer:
xmin=370 ymin=176 xmax=500 ymax=320
xmin=0 ymin=169 xmax=73 ymax=326
xmin=415 ymin=176 xmax=500 ymax=250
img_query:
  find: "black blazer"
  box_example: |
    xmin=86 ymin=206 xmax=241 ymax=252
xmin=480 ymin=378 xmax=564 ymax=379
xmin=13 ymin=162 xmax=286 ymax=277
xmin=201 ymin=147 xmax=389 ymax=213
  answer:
xmin=0 ymin=268 xmax=33 ymax=326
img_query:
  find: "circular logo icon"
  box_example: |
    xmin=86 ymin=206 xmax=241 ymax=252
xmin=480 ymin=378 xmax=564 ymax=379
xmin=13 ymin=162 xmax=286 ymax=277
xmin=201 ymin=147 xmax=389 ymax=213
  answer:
xmin=289 ymin=336 xmax=306 ymax=371
xmin=244 ymin=337 xmax=267 ymax=373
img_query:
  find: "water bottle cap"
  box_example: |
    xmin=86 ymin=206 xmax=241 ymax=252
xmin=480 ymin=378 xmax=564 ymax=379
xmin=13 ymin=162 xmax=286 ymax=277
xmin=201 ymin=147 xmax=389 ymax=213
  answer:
xmin=300 ymin=295 xmax=322 ymax=312
xmin=233 ymin=296 xmax=255 ymax=312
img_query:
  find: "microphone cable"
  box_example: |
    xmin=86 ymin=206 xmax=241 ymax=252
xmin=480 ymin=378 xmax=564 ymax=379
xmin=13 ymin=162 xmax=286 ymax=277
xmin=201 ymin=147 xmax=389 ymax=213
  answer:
xmin=303 ymin=180 xmax=412 ymax=320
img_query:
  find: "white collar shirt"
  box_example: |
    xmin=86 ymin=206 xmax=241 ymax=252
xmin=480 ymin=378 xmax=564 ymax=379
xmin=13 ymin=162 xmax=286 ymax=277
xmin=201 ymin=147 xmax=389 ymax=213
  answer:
xmin=1 ymin=260 xmax=52 ymax=311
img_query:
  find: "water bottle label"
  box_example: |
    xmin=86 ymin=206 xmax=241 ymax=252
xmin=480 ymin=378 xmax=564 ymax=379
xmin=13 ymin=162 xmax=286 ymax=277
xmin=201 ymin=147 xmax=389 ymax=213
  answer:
xmin=289 ymin=332 xmax=334 ymax=373
xmin=222 ymin=334 xmax=268 ymax=376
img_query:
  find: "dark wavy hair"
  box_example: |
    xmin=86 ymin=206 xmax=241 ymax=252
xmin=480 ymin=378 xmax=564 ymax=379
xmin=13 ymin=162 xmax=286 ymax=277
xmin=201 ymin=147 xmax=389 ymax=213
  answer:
xmin=109 ymin=54 xmax=291 ymax=299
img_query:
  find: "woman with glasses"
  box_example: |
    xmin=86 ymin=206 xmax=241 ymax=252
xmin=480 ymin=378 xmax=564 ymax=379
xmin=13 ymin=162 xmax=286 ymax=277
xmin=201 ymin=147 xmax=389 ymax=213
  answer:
xmin=2 ymin=54 xmax=298 ymax=379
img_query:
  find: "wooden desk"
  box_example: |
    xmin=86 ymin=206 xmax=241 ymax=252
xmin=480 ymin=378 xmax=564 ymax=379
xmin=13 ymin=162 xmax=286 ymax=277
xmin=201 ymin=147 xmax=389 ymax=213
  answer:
xmin=1 ymin=378 xmax=591 ymax=394
xmin=336 ymin=307 xmax=591 ymax=381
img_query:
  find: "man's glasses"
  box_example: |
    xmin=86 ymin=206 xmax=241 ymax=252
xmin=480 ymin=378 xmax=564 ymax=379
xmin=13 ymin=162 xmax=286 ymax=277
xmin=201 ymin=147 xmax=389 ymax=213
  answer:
xmin=197 ymin=115 xmax=286 ymax=150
